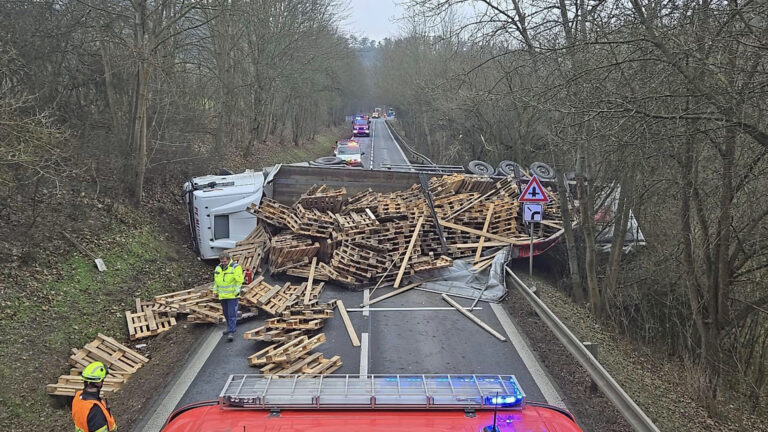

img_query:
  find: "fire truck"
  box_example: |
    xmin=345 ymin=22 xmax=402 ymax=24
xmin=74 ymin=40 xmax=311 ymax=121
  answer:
xmin=161 ymin=374 xmax=583 ymax=431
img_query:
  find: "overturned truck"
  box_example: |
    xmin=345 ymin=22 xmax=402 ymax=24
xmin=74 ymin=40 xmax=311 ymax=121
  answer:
xmin=184 ymin=164 xmax=571 ymax=290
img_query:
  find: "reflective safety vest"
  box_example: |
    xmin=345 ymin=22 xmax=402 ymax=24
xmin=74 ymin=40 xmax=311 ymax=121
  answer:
xmin=72 ymin=390 xmax=117 ymax=432
xmin=214 ymin=262 xmax=244 ymax=299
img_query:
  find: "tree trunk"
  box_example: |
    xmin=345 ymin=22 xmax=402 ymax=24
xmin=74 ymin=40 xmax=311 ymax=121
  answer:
xmin=604 ymin=177 xmax=633 ymax=314
xmin=577 ymin=147 xmax=602 ymax=317
xmin=99 ymin=40 xmax=120 ymax=134
xmin=557 ymin=171 xmax=583 ymax=302
xmin=131 ymin=62 xmax=151 ymax=206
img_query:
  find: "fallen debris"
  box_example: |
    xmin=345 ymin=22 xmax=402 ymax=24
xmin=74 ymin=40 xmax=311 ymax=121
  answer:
xmin=335 ymin=300 xmax=360 ymax=347
xmin=441 ymin=294 xmax=506 ymax=341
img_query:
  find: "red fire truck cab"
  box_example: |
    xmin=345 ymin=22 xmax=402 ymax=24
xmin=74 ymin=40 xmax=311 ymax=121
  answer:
xmin=161 ymin=374 xmax=583 ymax=432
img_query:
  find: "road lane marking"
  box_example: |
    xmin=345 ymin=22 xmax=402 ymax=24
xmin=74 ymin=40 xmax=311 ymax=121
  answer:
xmin=369 ymin=120 xmax=375 ymax=169
xmin=359 ymin=332 xmax=369 ymax=378
xmin=383 ymin=120 xmax=411 ymax=167
xmin=363 ymin=289 xmax=370 ymax=317
xmin=138 ymin=326 xmax=221 ymax=431
xmin=490 ymin=302 xmax=567 ymax=409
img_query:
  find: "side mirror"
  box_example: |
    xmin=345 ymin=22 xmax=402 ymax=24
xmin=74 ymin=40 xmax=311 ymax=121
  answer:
xmin=361 ymin=152 xmax=366 ymax=155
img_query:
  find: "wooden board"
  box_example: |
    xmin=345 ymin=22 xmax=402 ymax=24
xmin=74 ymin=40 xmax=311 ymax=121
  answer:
xmin=442 ymin=294 xmax=506 ymax=341
xmin=394 ymin=216 xmax=424 ymax=288
xmin=335 ymin=300 xmax=360 ymax=347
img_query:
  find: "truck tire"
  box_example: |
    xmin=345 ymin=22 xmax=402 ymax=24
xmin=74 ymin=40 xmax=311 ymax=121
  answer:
xmin=496 ymin=160 xmax=523 ymax=177
xmin=314 ymin=156 xmax=345 ymax=166
xmin=529 ymin=162 xmax=556 ymax=180
xmin=467 ymin=160 xmax=494 ymax=176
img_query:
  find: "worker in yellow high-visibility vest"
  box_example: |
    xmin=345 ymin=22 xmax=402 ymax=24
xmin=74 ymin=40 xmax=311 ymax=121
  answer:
xmin=214 ymin=253 xmax=244 ymax=341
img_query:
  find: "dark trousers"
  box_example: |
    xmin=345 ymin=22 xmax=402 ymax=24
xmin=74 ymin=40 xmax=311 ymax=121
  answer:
xmin=220 ymin=298 xmax=238 ymax=333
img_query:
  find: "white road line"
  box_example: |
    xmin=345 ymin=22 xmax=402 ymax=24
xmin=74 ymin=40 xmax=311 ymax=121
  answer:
xmin=383 ymin=120 xmax=411 ymax=167
xmin=363 ymin=289 xmax=370 ymax=317
xmin=369 ymin=120 xmax=375 ymax=169
xmin=138 ymin=326 xmax=221 ymax=431
xmin=359 ymin=332 xmax=369 ymax=378
xmin=347 ymin=307 xmax=484 ymax=312
xmin=490 ymin=302 xmax=567 ymax=409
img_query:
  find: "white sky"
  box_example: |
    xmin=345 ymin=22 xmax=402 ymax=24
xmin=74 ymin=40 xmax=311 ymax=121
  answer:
xmin=341 ymin=0 xmax=406 ymax=41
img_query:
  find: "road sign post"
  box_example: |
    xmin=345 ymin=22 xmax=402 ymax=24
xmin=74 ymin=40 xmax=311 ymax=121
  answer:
xmin=519 ymin=177 xmax=548 ymax=277
xmin=522 ymin=203 xmax=543 ymax=277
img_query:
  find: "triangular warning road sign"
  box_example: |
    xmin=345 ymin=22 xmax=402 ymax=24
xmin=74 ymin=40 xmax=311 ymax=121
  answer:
xmin=518 ymin=175 xmax=550 ymax=203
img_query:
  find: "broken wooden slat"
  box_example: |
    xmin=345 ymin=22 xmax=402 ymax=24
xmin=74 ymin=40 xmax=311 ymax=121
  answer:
xmin=336 ymin=300 xmax=360 ymax=347
xmin=394 ymin=216 xmax=424 ymax=288
xmin=441 ymin=294 xmax=506 ymax=341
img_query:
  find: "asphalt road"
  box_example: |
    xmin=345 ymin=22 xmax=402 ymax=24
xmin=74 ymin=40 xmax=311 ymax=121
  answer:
xmin=139 ymin=118 xmax=562 ymax=431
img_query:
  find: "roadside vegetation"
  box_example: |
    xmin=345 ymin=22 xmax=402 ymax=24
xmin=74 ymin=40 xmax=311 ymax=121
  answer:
xmin=375 ymin=0 xmax=768 ymax=423
xmin=0 ymin=1 xmax=361 ymax=429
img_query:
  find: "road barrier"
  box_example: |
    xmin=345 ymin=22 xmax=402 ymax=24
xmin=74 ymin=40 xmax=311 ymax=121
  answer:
xmin=383 ymin=120 xmax=438 ymax=166
xmin=504 ymin=266 xmax=660 ymax=432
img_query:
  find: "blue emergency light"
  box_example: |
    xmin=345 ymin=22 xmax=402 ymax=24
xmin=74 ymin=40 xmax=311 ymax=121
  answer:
xmin=485 ymin=395 xmax=523 ymax=407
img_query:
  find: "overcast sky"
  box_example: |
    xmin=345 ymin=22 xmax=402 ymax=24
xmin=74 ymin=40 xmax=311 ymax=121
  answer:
xmin=341 ymin=0 xmax=406 ymax=41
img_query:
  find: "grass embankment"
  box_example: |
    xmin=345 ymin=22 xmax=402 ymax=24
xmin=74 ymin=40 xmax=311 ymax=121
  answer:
xmin=0 ymin=221 xmax=209 ymax=430
xmin=0 ymin=129 xmax=342 ymax=431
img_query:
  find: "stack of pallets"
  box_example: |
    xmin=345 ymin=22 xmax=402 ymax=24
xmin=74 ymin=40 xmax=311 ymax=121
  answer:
xmin=46 ymin=334 xmax=149 ymax=396
xmin=244 ymin=301 xmax=341 ymax=375
xmin=225 ymin=225 xmax=270 ymax=274
xmin=237 ymin=173 xmax=563 ymax=287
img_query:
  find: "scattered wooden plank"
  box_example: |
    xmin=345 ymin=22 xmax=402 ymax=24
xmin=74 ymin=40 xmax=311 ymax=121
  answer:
xmin=438 ymin=219 xmax=529 ymax=245
xmin=370 ymin=250 xmax=403 ymax=296
xmin=335 ymin=300 xmax=360 ymax=347
xmin=441 ymin=294 xmax=506 ymax=341
xmin=474 ymin=203 xmax=495 ymax=263
xmin=304 ymin=257 xmax=317 ymax=305
xmin=360 ymin=281 xmax=426 ymax=307
xmin=394 ymin=216 xmax=424 ymax=288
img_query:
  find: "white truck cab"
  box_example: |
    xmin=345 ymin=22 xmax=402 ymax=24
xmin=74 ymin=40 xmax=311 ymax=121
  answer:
xmin=183 ymin=170 xmax=264 ymax=259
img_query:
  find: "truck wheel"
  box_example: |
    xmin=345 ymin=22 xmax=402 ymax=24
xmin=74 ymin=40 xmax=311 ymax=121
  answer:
xmin=496 ymin=160 xmax=522 ymax=177
xmin=314 ymin=156 xmax=345 ymax=165
xmin=467 ymin=160 xmax=494 ymax=176
xmin=529 ymin=162 xmax=556 ymax=180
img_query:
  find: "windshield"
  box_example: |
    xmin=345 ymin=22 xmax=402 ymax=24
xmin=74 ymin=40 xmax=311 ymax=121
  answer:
xmin=353 ymin=120 xmax=368 ymax=126
xmin=336 ymin=146 xmax=360 ymax=156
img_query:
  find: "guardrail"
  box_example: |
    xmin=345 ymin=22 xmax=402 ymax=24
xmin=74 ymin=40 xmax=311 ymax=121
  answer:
xmin=384 ymin=120 xmax=438 ymax=166
xmin=504 ymin=266 xmax=660 ymax=432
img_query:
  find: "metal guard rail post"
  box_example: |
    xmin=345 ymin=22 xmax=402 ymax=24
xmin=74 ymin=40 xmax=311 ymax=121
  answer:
xmin=504 ymin=266 xmax=660 ymax=432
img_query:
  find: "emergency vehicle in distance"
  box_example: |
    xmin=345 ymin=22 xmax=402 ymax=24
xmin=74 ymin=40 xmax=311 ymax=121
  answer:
xmin=334 ymin=139 xmax=364 ymax=167
xmin=160 ymin=374 xmax=584 ymax=431
xmin=352 ymin=115 xmax=370 ymax=136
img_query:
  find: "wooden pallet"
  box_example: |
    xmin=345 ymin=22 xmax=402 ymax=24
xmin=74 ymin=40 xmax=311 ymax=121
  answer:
xmin=46 ymin=374 xmax=123 ymax=396
xmin=265 ymin=317 xmax=325 ymax=330
xmin=293 ymin=205 xmax=336 ymax=238
xmin=68 ymin=333 xmax=149 ymax=374
xmin=248 ymin=333 xmax=326 ymax=366
xmin=269 ymin=232 xmax=319 ymax=269
xmin=186 ymin=302 xmax=224 ymax=323
xmin=282 ymin=305 xmax=334 ymax=319
xmin=260 ymin=353 xmax=342 ymax=376
xmin=125 ymin=308 xmax=176 ymax=340
xmin=249 ymin=198 xmax=301 ymax=230
xmin=243 ymin=326 xmax=304 ymax=343
xmin=296 ymin=185 xmax=347 ymax=213
xmin=153 ymin=288 xmax=211 ymax=314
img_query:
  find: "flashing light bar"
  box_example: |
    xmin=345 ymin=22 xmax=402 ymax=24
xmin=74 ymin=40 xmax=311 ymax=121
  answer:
xmin=219 ymin=374 xmax=525 ymax=410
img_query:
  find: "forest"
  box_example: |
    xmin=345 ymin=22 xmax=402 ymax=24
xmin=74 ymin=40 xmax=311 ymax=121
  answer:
xmin=375 ymin=0 xmax=768 ymax=412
